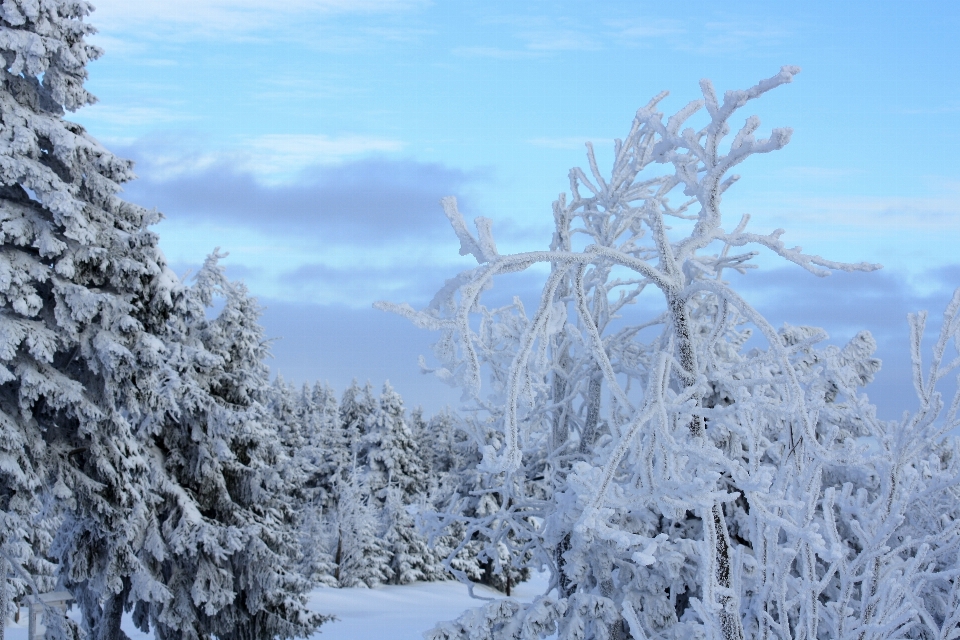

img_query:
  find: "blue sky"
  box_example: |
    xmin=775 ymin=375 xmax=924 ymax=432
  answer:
xmin=73 ymin=0 xmax=960 ymax=416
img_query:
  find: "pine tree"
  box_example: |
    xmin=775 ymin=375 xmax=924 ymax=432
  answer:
xmin=307 ymin=382 xmax=341 ymax=513
xmin=361 ymin=382 xmax=427 ymax=500
xmin=332 ymin=469 xmax=390 ymax=588
xmin=0 ymin=1 xmax=179 ymax=637
xmin=133 ymin=254 xmax=329 ymax=640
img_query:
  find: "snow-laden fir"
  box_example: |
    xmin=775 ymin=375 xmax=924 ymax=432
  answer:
xmin=1 ymin=1 xmax=959 ymax=640
xmin=0 ymin=2 xmax=329 ymax=638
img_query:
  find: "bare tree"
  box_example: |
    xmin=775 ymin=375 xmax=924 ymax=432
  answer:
xmin=380 ymin=67 xmax=960 ymax=640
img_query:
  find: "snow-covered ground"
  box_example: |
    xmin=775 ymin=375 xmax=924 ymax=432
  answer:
xmin=4 ymin=573 xmax=550 ymax=640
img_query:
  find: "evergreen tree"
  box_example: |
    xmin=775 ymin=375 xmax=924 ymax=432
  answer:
xmin=333 ymin=381 xmax=374 ymax=484
xmin=332 ymin=469 xmax=390 ymax=588
xmin=412 ymin=407 xmax=459 ymax=480
xmin=380 ymin=485 xmax=432 ymax=585
xmin=307 ymin=381 xmax=341 ymax=513
xmin=270 ymin=379 xmax=339 ymax=587
xmin=0 ymin=1 xmax=175 ymax=636
xmin=133 ymin=254 xmax=329 ymax=640
xmin=361 ymin=382 xmax=427 ymax=500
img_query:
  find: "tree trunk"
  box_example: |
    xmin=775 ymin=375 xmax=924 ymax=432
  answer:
xmin=334 ymin=533 xmax=343 ymax=584
xmin=552 ymin=327 xmax=575 ymax=599
xmin=669 ymin=293 xmax=744 ymax=640
xmin=555 ymin=534 xmax=572 ymax=598
xmin=579 ymin=372 xmax=603 ymax=456
xmin=95 ymin=579 xmax=131 ymax=640
xmin=0 ymin=559 xmax=8 ymax=640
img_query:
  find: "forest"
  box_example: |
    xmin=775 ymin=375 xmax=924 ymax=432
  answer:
xmin=1 ymin=2 xmax=960 ymax=640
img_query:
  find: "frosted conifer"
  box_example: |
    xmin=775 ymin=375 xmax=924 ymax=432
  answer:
xmin=0 ymin=1 xmax=180 ymax=636
xmin=309 ymin=382 xmax=344 ymax=513
xmin=381 ymin=485 xmax=431 ymax=585
xmin=361 ymin=382 xmax=427 ymax=499
xmin=332 ymin=469 xmax=390 ymax=588
xmin=134 ymin=254 xmax=329 ymax=640
xmin=335 ymin=382 xmax=374 ymax=476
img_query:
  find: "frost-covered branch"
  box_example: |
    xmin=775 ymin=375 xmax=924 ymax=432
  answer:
xmin=384 ymin=68 xmax=960 ymax=640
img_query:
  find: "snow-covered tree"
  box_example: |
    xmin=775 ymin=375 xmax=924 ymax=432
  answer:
xmin=332 ymin=468 xmax=390 ymax=588
xmin=380 ymin=67 xmax=960 ymax=639
xmin=133 ymin=254 xmax=329 ymax=640
xmin=0 ymin=1 xmax=178 ymax=636
xmin=380 ymin=485 xmax=433 ymax=585
xmin=361 ymin=382 xmax=428 ymax=500
xmin=356 ymin=383 xmax=451 ymax=585
xmin=413 ymin=407 xmax=460 ymax=480
xmin=283 ymin=381 xmax=339 ymax=586
xmin=328 ymin=381 xmax=374 ymax=493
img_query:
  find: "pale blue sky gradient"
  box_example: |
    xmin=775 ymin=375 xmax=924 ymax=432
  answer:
xmin=71 ymin=0 xmax=960 ymax=416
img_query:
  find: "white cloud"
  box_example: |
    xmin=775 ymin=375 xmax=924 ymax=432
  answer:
xmin=244 ymin=134 xmax=404 ymax=176
xmin=125 ymin=134 xmax=404 ymax=183
xmin=612 ymin=18 xmax=686 ymax=39
xmin=451 ymin=46 xmax=542 ymax=60
xmin=521 ymin=28 xmax=601 ymax=52
xmin=527 ymin=136 xmax=613 ymax=150
xmin=687 ymin=21 xmax=791 ymax=55
xmin=89 ymin=0 xmax=427 ymax=38
xmin=75 ymin=104 xmax=196 ymax=128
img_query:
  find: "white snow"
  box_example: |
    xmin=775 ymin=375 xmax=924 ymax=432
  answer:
xmin=305 ymin=573 xmax=549 ymax=639
xmin=3 ymin=573 xmax=550 ymax=640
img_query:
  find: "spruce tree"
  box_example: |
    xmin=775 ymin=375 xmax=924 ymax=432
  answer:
xmin=309 ymin=381 xmax=341 ymax=512
xmin=0 ymin=1 xmax=175 ymax=636
xmin=134 ymin=254 xmax=329 ymax=640
xmin=332 ymin=469 xmax=390 ymax=588
xmin=361 ymin=382 xmax=427 ymax=500
xmin=0 ymin=4 xmax=330 ymax=635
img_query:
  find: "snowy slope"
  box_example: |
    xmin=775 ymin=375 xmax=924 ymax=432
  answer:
xmin=306 ymin=573 xmax=549 ymax=639
xmin=4 ymin=573 xmax=550 ymax=640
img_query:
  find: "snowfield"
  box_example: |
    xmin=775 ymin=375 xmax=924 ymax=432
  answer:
xmin=304 ymin=572 xmax=549 ymax=639
xmin=4 ymin=573 xmax=550 ymax=640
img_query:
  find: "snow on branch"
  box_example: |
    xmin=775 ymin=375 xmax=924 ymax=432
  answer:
xmin=380 ymin=67 xmax=960 ymax=640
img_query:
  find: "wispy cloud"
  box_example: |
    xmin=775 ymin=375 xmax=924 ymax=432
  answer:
xmin=76 ymin=104 xmax=196 ymax=128
xmin=119 ymin=134 xmax=405 ymax=183
xmin=521 ymin=28 xmax=601 ymax=52
xmin=686 ymin=21 xmax=792 ymax=55
xmin=120 ymin=150 xmax=474 ymax=245
xmin=610 ymin=17 xmax=686 ymax=42
xmin=247 ymin=135 xmax=405 ymax=174
xmin=90 ymin=0 xmax=428 ymax=39
xmin=608 ymin=15 xmax=790 ymax=54
xmin=765 ymin=194 xmax=960 ymax=231
xmin=451 ymin=46 xmax=543 ymax=60
xmin=527 ymin=136 xmax=613 ymax=150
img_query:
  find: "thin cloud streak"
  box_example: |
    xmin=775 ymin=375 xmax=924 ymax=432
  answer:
xmin=116 ymin=135 xmax=406 ymax=183
xmin=451 ymin=47 xmax=544 ymax=60
xmin=527 ymin=136 xmax=614 ymax=150
xmin=120 ymin=151 xmax=476 ymax=243
xmin=91 ymin=0 xmax=428 ymax=35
